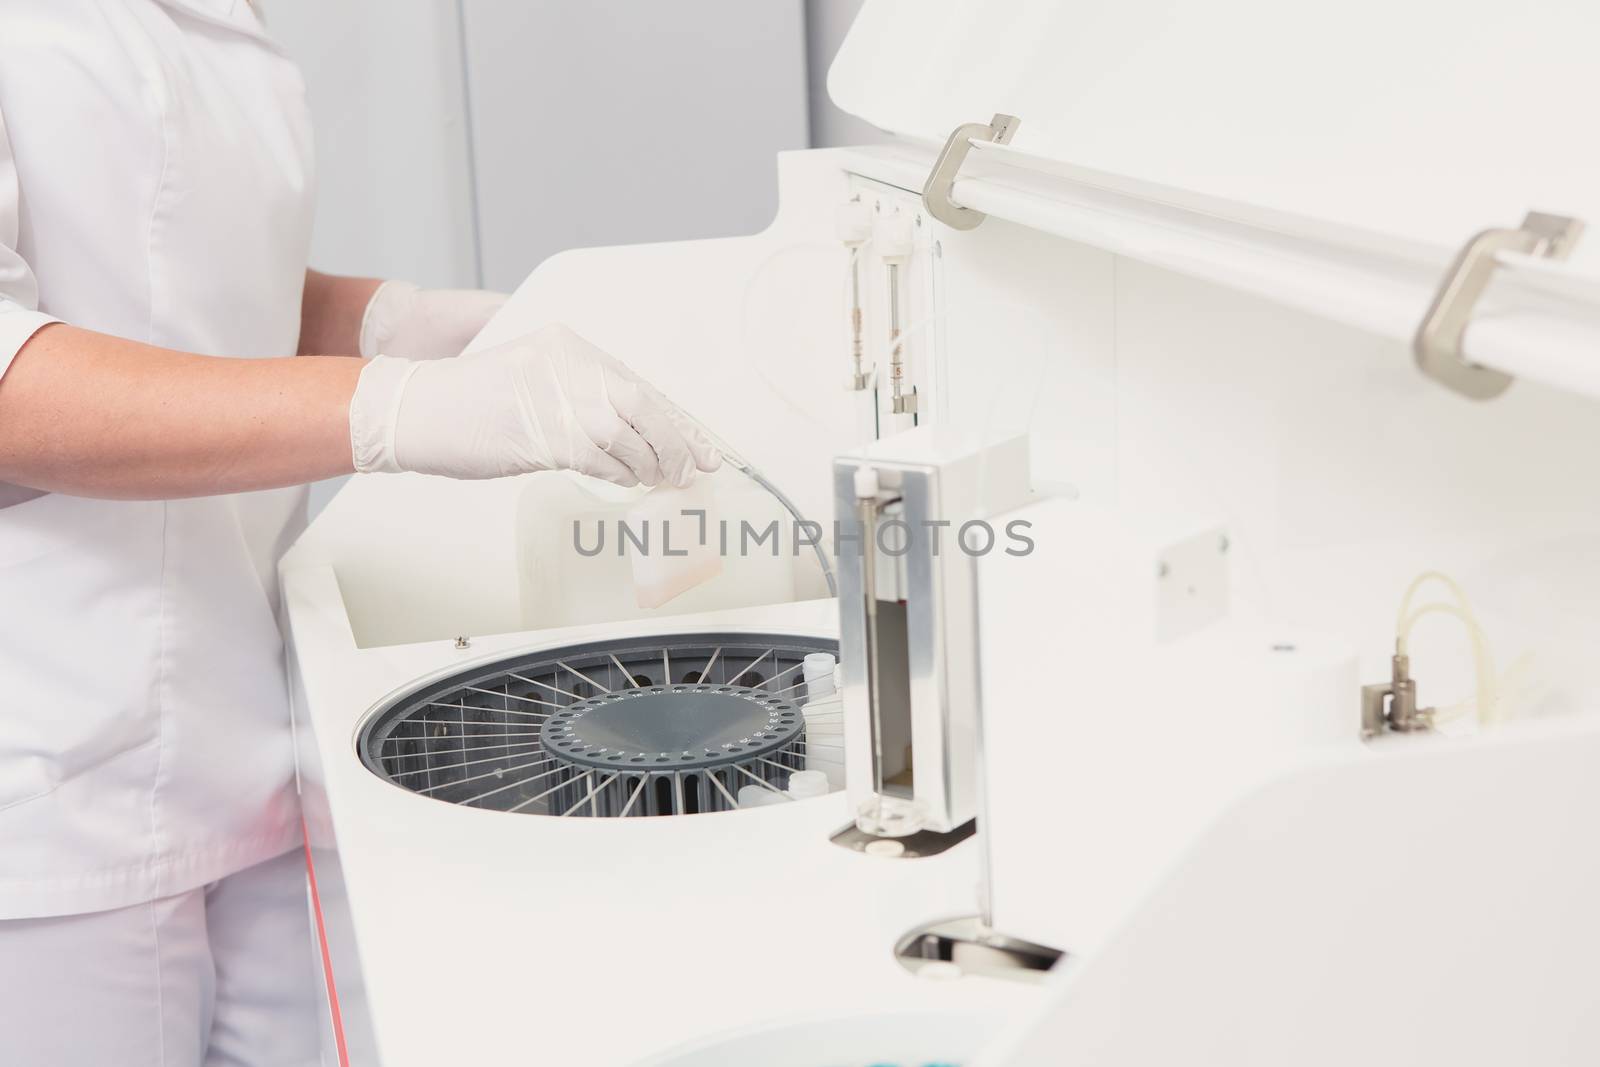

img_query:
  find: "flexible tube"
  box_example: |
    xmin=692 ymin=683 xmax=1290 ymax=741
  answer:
xmin=735 ymin=455 xmax=839 ymax=597
xmin=1396 ymin=589 xmax=1501 ymax=726
xmin=676 ymin=418 xmax=838 ymax=597
xmin=618 ymin=333 xmax=841 ymax=597
xmin=1395 ymin=570 xmax=1475 ymax=648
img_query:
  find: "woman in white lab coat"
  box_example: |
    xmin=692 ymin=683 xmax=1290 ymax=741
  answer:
xmin=0 ymin=2 xmax=715 ymax=1063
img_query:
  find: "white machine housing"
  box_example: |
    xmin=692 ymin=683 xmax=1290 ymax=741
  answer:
xmin=282 ymin=1 xmax=1600 ymax=1064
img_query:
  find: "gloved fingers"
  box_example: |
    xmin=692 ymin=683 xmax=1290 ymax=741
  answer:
xmin=358 ymin=280 xmax=420 ymax=360
xmin=626 ymin=409 xmax=698 ymax=488
xmin=363 ymin=284 xmax=509 ymax=361
xmin=601 ymin=372 xmax=705 ymax=487
xmin=427 ymin=289 xmax=508 ymax=358
xmin=624 ymin=377 xmax=722 ymax=473
xmin=578 ymin=408 xmax=663 ymax=487
xmin=567 ymin=334 xmax=719 ymax=473
xmin=570 ymin=443 xmax=642 ymax=488
xmin=666 ymin=409 xmax=722 ymax=473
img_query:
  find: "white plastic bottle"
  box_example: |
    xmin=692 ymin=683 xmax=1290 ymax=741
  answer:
xmin=787 ymin=769 xmax=830 ymax=799
xmin=803 ymin=652 xmax=838 ymax=702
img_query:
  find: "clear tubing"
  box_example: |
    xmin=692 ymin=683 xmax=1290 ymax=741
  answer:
xmin=1398 ymin=598 xmax=1500 ymax=726
xmin=672 ymin=415 xmax=839 ymax=598
xmin=1392 ymin=569 xmax=1502 ymax=726
xmin=616 ymin=289 xmax=843 ymax=599
xmin=740 ymin=458 xmax=839 ymax=598
xmin=1395 ymin=571 xmax=1476 ymax=645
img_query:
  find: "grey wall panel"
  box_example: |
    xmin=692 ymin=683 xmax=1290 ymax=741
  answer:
xmin=461 ymin=1 xmax=811 ymax=291
xmin=264 ymin=0 xmax=479 ymax=289
xmin=804 ymin=0 xmax=891 ymax=148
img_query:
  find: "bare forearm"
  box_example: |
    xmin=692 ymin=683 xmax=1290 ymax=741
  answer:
xmin=0 ymin=323 xmax=363 ymax=499
xmin=298 ymin=268 xmax=383 ymax=356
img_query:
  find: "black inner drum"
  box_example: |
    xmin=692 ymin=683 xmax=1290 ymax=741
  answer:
xmin=357 ymin=632 xmax=838 ymax=817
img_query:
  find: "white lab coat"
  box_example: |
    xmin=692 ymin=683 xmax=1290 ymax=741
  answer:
xmin=0 ymin=0 xmax=314 ymax=918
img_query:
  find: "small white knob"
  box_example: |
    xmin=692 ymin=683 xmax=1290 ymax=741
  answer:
xmin=853 ymin=464 xmax=880 ymax=501
xmin=787 ymin=770 xmax=830 ymax=799
xmin=873 ymin=212 xmax=915 ymax=262
xmin=834 ymin=200 xmax=872 ymax=246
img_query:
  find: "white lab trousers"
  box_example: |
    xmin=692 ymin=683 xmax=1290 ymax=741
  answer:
xmin=0 ymin=847 xmax=320 ymax=1067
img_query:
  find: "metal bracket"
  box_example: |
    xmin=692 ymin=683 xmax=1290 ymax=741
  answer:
xmin=894 ymin=915 xmax=1064 ymax=982
xmin=1414 ymin=211 xmax=1584 ymax=399
xmin=921 ymin=113 xmax=1020 ymax=231
xmin=1360 ymin=653 xmax=1433 ymax=739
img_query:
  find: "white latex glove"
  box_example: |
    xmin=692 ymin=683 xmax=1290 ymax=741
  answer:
xmin=349 ymin=324 xmax=721 ymax=487
xmin=358 ymin=280 xmax=507 ymax=360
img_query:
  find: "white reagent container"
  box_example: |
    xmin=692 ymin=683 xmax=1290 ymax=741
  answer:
xmin=787 ymin=770 xmax=830 ymax=799
xmin=803 ymin=652 xmax=838 ymax=702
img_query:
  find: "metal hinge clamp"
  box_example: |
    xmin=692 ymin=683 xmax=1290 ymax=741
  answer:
xmin=1360 ymin=654 xmax=1434 ymax=739
xmin=921 ymin=113 xmax=1020 ymax=231
xmin=1414 ymin=211 xmax=1585 ymax=400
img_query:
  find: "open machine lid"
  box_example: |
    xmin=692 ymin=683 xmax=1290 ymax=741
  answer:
xmin=829 ymin=0 xmax=1600 ymax=276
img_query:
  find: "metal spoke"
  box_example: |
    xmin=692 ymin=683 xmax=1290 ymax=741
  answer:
xmin=507 ymin=771 xmax=590 ymax=814
xmin=755 ymin=756 xmax=798 ymax=776
xmin=384 ymin=729 xmax=545 ymax=745
xmin=617 ymin=775 xmax=650 ymax=817
xmin=707 ymin=770 xmax=740 ymax=809
xmin=424 ymin=700 xmax=548 ymax=720
xmin=724 ymin=649 xmax=774 ymax=687
xmin=506 ymin=673 xmax=584 ymax=701
xmin=458 ymin=684 xmax=560 ymax=709
xmin=388 ymin=743 xmax=543 ymax=776
xmin=731 ymin=762 xmax=793 ymax=800
xmin=421 ymin=755 xmax=556 ymax=795
xmin=457 ymin=763 xmax=573 ymax=807
xmin=388 ymin=719 xmax=545 ymax=731
xmin=559 ymin=772 xmax=618 ymax=816
xmin=610 ymin=653 xmax=654 ymax=688
xmin=767 ymin=678 xmax=810 ymax=698
xmin=558 ymin=660 xmax=612 ymax=694
xmin=383 ymin=739 xmax=554 ymax=759
xmin=695 ymin=647 xmax=722 ymax=684
xmin=757 ymin=661 xmax=806 ymax=690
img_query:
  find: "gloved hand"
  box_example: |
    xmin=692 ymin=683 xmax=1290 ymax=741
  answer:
xmin=348 ymin=324 xmax=721 ymax=487
xmin=358 ymin=280 xmax=507 ymax=361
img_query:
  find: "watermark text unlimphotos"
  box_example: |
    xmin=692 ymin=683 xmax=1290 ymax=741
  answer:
xmin=572 ymin=510 xmax=1035 ymax=559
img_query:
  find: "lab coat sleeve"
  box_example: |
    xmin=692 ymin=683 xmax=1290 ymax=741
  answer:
xmin=0 ymin=102 xmax=60 ymax=380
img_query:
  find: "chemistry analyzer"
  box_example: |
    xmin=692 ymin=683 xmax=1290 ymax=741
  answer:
xmin=282 ymin=1 xmax=1600 ymax=1063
